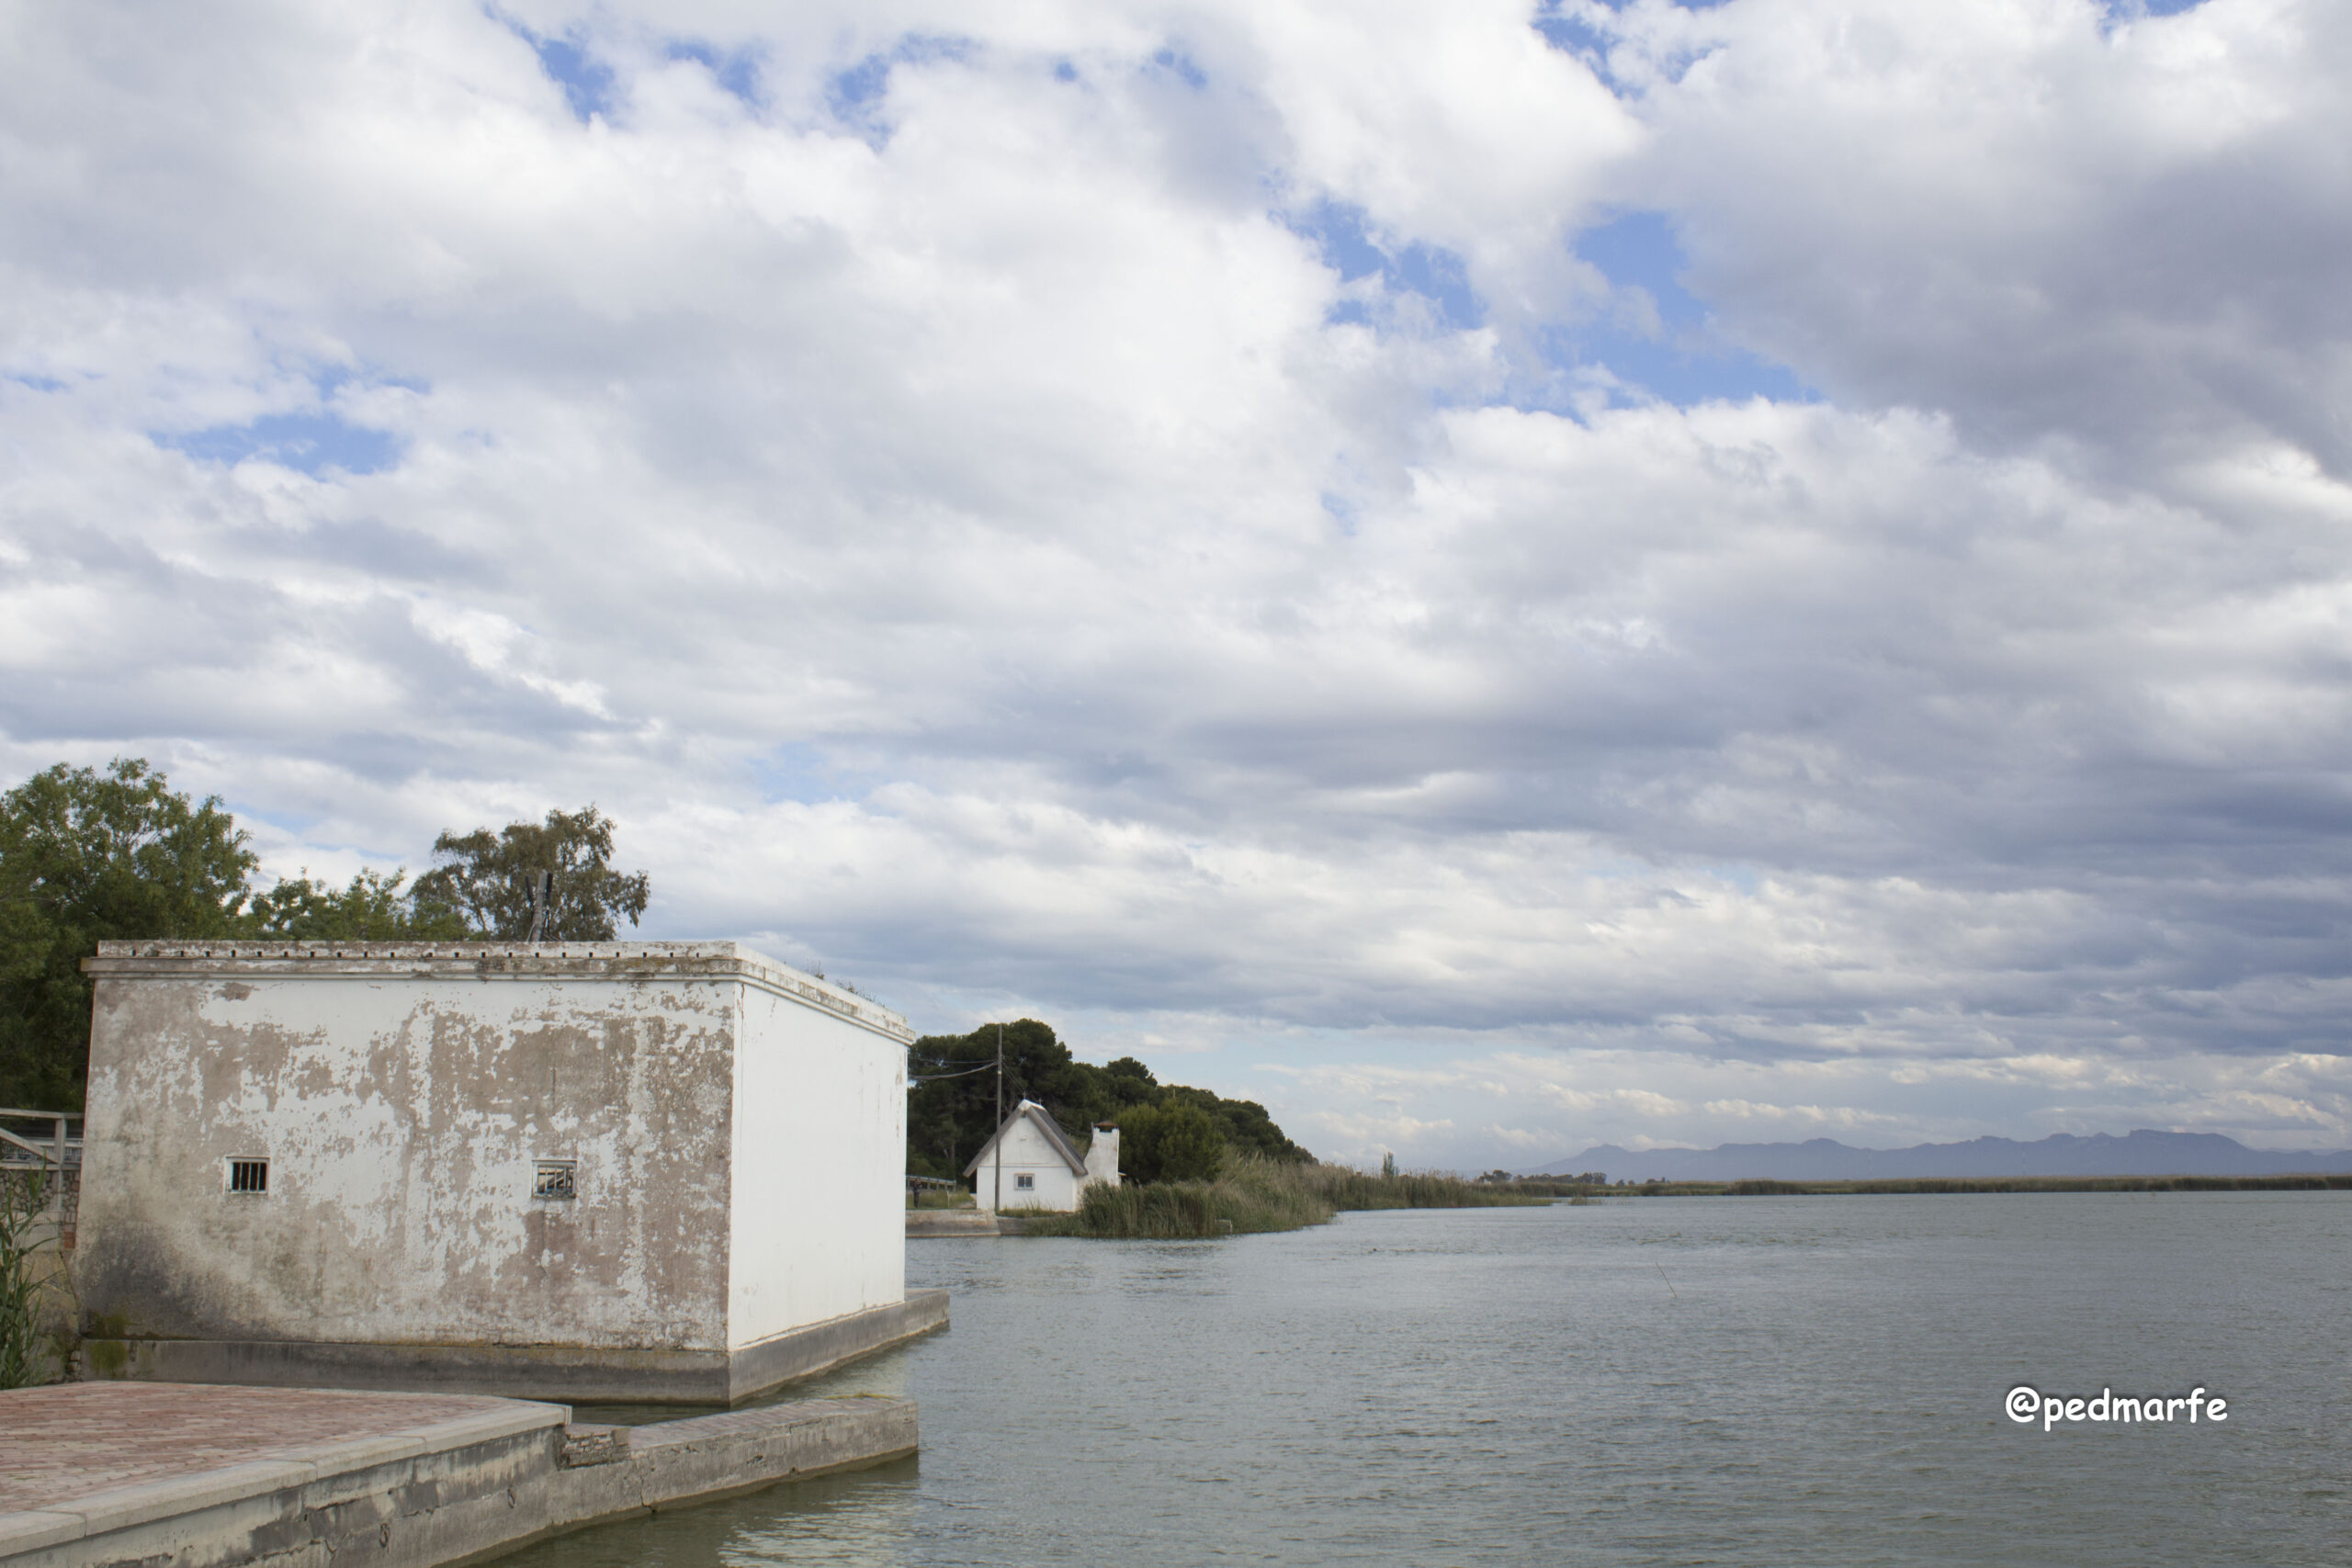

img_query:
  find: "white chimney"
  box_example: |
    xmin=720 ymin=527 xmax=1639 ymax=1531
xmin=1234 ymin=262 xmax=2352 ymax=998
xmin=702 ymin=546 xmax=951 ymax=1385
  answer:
xmin=1084 ymin=1123 xmax=1121 ymax=1187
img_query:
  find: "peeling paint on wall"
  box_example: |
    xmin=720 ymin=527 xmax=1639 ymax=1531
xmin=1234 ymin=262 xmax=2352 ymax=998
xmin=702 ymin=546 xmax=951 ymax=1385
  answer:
xmin=76 ymin=942 xmax=910 ymax=1357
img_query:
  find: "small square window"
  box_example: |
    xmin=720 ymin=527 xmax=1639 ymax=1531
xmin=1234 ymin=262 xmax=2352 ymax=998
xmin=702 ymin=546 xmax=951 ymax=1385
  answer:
xmin=534 ymin=1160 xmax=577 ymax=1201
xmin=228 ymin=1157 xmax=268 ymax=1194
xmin=1014 ymin=1172 xmax=1035 ymax=1190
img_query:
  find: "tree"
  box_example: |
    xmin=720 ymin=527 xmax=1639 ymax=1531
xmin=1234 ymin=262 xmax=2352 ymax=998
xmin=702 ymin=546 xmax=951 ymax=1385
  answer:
xmin=409 ymin=807 xmax=650 ymax=940
xmin=246 ymin=868 xmax=469 ymax=942
xmin=1159 ymin=1083 xmax=1314 ymax=1163
xmin=0 ymin=760 xmax=256 ymax=1110
xmin=1118 ymin=1100 xmax=1227 ymax=1183
xmin=905 ymin=1019 xmax=1099 ymax=1179
xmin=1100 ymin=1056 xmax=1161 ymax=1110
xmin=903 ymin=1022 xmax=1316 ymax=1179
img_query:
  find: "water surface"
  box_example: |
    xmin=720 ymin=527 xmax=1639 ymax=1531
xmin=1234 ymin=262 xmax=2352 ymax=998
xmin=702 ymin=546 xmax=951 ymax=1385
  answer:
xmin=512 ymin=1194 xmax=2350 ymax=1565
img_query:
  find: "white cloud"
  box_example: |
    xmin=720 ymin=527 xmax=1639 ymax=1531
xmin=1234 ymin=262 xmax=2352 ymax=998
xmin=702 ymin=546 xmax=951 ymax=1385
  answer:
xmin=1581 ymin=0 xmax=2352 ymax=467
xmin=6 ymin=0 xmax=2351 ymax=1163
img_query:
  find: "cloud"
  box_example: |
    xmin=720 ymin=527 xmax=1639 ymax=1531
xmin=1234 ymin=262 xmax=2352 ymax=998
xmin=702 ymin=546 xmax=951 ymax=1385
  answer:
xmin=5 ymin=0 xmax=2351 ymax=1160
xmin=1577 ymin=0 xmax=2352 ymax=468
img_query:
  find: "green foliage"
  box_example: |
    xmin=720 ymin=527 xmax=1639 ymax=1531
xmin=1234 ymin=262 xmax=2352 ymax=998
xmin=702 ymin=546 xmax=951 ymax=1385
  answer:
xmin=1025 ymin=1155 xmax=1548 ymax=1239
xmin=905 ymin=1019 xmax=1099 ymax=1178
xmin=246 ymin=868 xmax=471 ymax=941
xmin=0 ymin=761 xmax=256 ymax=1110
xmin=0 ymin=1170 xmax=60 ymax=1388
xmin=1291 ymin=1161 xmax=1545 ymax=1212
xmin=904 ymin=1019 xmax=1313 ymax=1179
xmin=1 ymin=756 xmax=659 ymax=1111
xmin=1117 ymin=1100 xmax=1227 ymax=1183
xmin=410 ymin=806 xmax=650 ymax=940
xmin=1028 ymin=1156 xmax=1334 ymax=1238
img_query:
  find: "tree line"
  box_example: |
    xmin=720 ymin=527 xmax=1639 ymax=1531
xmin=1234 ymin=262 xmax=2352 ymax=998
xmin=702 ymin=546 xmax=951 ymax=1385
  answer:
xmin=0 ymin=759 xmax=650 ymax=1110
xmin=909 ymin=1017 xmax=1316 ymax=1182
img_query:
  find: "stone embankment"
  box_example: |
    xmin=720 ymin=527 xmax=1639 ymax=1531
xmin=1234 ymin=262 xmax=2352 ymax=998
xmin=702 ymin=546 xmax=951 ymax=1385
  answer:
xmin=0 ymin=1382 xmax=916 ymax=1568
xmin=905 ymin=1211 xmax=1033 ymax=1237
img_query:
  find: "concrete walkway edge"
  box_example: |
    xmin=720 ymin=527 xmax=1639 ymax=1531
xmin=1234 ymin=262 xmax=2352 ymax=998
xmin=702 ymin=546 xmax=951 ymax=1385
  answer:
xmin=73 ymin=1291 xmax=951 ymax=1406
xmin=0 ymin=1393 xmax=917 ymax=1568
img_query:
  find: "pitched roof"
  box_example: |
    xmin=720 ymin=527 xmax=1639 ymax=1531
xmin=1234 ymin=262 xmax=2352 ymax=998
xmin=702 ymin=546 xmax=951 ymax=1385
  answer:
xmin=962 ymin=1100 xmax=1090 ymax=1178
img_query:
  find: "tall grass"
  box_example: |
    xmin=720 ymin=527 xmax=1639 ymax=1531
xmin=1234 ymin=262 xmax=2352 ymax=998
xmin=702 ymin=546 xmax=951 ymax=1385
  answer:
xmin=0 ymin=1170 xmax=60 ymax=1389
xmin=1023 ymin=1155 xmax=1548 ymax=1239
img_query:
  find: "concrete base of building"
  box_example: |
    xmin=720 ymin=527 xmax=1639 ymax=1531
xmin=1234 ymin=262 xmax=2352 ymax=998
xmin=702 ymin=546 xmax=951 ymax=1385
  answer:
xmin=74 ymin=1291 xmax=951 ymax=1405
xmin=907 ymin=1210 xmax=1005 ymax=1237
xmin=0 ymin=1382 xmax=917 ymax=1568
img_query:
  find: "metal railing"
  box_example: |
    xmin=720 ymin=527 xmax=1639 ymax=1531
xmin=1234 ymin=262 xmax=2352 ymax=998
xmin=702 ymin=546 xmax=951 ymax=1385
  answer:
xmin=0 ymin=1110 xmax=80 ymax=1172
xmin=906 ymin=1173 xmax=966 ymax=1208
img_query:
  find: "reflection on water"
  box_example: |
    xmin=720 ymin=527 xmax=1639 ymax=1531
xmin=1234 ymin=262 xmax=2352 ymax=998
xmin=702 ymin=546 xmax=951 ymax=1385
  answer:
xmin=497 ymin=1461 xmax=922 ymax=1568
xmin=496 ymin=1195 xmax=2352 ymax=1567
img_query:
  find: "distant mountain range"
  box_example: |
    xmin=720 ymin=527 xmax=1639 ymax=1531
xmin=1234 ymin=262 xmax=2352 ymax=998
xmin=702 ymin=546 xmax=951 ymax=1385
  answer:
xmin=1527 ymin=1130 xmax=2352 ymax=1182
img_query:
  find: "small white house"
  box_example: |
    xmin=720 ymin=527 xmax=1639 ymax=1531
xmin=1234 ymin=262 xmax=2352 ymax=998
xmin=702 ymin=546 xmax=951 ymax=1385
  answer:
xmin=964 ymin=1100 xmax=1119 ymax=1213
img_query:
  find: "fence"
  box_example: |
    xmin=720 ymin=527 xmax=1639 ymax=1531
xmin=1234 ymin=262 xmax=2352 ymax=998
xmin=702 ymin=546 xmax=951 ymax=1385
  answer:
xmin=0 ymin=1109 xmax=81 ymax=1248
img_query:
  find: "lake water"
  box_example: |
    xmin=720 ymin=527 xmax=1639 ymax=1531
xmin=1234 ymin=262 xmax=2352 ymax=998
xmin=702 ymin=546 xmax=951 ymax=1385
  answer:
xmin=509 ymin=1195 xmax=2350 ymax=1566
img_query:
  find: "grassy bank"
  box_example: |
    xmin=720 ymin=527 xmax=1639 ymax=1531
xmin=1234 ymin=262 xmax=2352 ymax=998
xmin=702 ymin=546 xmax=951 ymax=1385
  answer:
xmin=1020 ymin=1156 xmax=1548 ymax=1239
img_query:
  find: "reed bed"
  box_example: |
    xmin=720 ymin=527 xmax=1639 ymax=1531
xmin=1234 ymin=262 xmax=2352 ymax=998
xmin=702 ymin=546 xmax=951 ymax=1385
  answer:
xmin=1023 ymin=1155 xmax=1547 ymax=1239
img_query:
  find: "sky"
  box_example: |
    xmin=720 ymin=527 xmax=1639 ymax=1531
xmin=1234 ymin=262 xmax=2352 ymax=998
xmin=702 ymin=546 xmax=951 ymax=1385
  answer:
xmin=5 ymin=0 xmax=2350 ymax=1168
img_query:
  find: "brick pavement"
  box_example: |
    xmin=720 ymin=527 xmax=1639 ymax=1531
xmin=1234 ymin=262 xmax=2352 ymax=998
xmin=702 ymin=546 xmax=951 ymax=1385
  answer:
xmin=0 ymin=1382 xmax=537 ymax=1513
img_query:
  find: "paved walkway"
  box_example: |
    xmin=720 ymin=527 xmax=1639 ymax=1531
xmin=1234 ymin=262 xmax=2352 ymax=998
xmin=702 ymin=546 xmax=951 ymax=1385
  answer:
xmin=0 ymin=1382 xmax=534 ymax=1512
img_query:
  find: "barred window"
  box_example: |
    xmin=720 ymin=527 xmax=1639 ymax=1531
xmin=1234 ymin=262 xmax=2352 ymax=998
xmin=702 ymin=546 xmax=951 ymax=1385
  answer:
xmin=228 ymin=1158 xmax=268 ymax=1194
xmin=534 ymin=1160 xmax=578 ymax=1201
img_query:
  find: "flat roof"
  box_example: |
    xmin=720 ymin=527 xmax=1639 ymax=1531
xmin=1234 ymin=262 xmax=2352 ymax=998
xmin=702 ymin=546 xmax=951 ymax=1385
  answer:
xmin=83 ymin=940 xmax=914 ymax=1043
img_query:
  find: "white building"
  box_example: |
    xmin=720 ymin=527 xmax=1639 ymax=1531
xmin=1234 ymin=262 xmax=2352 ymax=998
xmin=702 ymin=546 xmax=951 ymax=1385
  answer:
xmin=964 ymin=1099 xmax=1120 ymax=1213
xmin=74 ymin=941 xmax=946 ymax=1403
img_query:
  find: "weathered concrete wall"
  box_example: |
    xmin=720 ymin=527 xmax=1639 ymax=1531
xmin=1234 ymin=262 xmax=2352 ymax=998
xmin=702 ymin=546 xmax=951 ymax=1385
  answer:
xmin=74 ymin=943 xmax=914 ymax=1372
xmin=727 ymin=982 xmax=906 ymax=1348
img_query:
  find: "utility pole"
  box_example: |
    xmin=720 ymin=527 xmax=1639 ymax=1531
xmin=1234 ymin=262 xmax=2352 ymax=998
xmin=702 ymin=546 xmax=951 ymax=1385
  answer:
xmin=993 ymin=1021 xmax=1003 ymax=1214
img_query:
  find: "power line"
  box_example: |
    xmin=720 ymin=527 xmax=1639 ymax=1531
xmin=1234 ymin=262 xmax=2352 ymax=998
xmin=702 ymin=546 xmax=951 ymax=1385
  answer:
xmin=908 ymin=1062 xmax=998 ymax=1084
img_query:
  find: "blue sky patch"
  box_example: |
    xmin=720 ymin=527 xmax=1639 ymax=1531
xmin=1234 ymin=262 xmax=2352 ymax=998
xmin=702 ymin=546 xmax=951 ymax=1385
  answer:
xmin=1319 ymin=491 xmax=1360 ymax=537
xmin=1148 ymin=48 xmax=1207 ymax=90
xmin=1532 ymin=7 xmax=1614 ymax=68
xmin=666 ymin=39 xmax=762 ymax=107
xmin=1534 ymin=1 xmax=1727 ymax=95
xmin=1290 ymin=201 xmax=1483 ymax=333
xmin=827 ymin=35 xmax=975 ymax=141
xmin=498 ymin=14 xmax=615 ymax=122
xmin=1554 ymin=210 xmax=1811 ymax=406
xmin=155 ymin=412 xmax=404 ymax=477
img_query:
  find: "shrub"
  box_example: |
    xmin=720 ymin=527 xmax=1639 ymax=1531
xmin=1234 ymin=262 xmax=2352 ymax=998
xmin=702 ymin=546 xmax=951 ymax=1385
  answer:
xmin=1117 ymin=1101 xmax=1227 ymax=1183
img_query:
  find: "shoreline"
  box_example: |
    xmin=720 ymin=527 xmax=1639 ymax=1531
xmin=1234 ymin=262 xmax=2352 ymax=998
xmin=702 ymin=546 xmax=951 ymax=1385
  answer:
xmin=1560 ymin=1173 xmax=2352 ymax=1196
